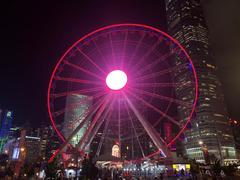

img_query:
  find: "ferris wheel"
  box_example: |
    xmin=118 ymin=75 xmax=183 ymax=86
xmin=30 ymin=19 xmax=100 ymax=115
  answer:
xmin=47 ymin=24 xmax=198 ymax=161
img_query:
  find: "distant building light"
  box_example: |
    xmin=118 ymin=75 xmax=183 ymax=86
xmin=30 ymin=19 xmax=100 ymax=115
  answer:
xmin=25 ymin=136 xmax=40 ymax=140
xmin=112 ymin=144 xmax=120 ymax=158
xmin=7 ymin=111 xmax=12 ymax=118
xmin=214 ymin=113 xmax=224 ymax=117
xmin=206 ymin=64 xmax=215 ymax=69
xmin=198 ymin=141 xmax=203 ymax=145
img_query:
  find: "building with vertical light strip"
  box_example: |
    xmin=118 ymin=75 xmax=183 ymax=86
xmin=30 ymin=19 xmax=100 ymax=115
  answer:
xmin=165 ymin=0 xmax=237 ymax=163
xmin=63 ymin=94 xmax=92 ymax=148
xmin=0 ymin=110 xmax=13 ymax=153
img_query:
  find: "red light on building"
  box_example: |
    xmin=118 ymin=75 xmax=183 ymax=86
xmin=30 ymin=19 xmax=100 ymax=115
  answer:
xmin=229 ymin=118 xmax=239 ymax=125
xmin=164 ymin=122 xmax=172 ymax=143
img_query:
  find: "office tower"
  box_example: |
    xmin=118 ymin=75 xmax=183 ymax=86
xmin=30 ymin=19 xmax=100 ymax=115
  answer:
xmin=229 ymin=118 xmax=240 ymax=159
xmin=39 ymin=125 xmax=50 ymax=159
xmin=39 ymin=124 xmax=61 ymax=160
xmin=24 ymin=136 xmax=41 ymax=163
xmin=9 ymin=127 xmax=21 ymax=140
xmin=63 ymin=94 xmax=92 ymax=147
xmin=0 ymin=110 xmax=13 ymax=152
xmin=165 ymin=0 xmax=236 ymax=163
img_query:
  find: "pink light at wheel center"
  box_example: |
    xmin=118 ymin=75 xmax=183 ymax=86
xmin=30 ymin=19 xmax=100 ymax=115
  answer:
xmin=106 ymin=70 xmax=127 ymax=90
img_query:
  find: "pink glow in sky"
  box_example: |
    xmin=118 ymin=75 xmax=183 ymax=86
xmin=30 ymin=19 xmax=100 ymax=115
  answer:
xmin=106 ymin=70 xmax=127 ymax=90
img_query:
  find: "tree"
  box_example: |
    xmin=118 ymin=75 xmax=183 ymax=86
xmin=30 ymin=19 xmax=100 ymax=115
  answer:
xmin=45 ymin=157 xmax=59 ymax=179
xmin=188 ymin=159 xmax=200 ymax=180
xmin=189 ymin=159 xmax=200 ymax=174
xmin=222 ymin=163 xmax=237 ymax=177
xmin=81 ymin=154 xmax=98 ymax=179
xmin=209 ymin=154 xmax=217 ymax=163
xmin=212 ymin=159 xmax=221 ymax=176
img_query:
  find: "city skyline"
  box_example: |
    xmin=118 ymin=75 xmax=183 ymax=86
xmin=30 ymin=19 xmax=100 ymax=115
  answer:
xmin=165 ymin=0 xmax=236 ymax=163
xmin=0 ymin=1 xmax=239 ymax=178
xmin=1 ymin=1 xmax=239 ymax=126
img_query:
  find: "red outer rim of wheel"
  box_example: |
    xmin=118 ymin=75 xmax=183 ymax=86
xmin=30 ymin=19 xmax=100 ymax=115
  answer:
xmin=47 ymin=23 xmax=198 ymax=149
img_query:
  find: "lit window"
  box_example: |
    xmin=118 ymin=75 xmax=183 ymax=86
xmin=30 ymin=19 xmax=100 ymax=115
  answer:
xmin=112 ymin=144 xmax=120 ymax=158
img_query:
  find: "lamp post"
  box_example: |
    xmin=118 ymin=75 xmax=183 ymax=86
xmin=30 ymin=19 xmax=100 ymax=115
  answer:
xmin=198 ymin=141 xmax=210 ymax=164
xmin=198 ymin=141 xmax=203 ymax=146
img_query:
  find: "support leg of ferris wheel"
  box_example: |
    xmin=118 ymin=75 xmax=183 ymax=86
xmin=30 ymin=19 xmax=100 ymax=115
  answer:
xmin=79 ymin=104 xmax=112 ymax=152
xmin=96 ymin=111 xmax=112 ymax=157
xmin=124 ymin=93 xmax=172 ymax=159
xmin=48 ymin=97 xmax=108 ymax=163
xmin=75 ymin=95 xmax=110 ymax=151
xmin=49 ymin=114 xmax=93 ymax=162
xmin=51 ymin=97 xmax=105 ymax=160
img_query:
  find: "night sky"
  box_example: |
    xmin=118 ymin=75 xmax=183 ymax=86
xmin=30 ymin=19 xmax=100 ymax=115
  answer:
xmin=201 ymin=0 xmax=240 ymax=120
xmin=1 ymin=1 xmax=166 ymax=127
xmin=1 ymin=1 xmax=239 ymax=127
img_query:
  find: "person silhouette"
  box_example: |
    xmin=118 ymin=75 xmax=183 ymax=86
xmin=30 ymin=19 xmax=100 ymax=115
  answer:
xmin=180 ymin=168 xmax=185 ymax=177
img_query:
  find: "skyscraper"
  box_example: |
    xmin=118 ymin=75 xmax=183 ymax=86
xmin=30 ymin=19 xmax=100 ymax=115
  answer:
xmin=229 ymin=118 xmax=240 ymax=159
xmin=63 ymin=94 xmax=92 ymax=147
xmin=165 ymin=0 xmax=237 ymax=163
xmin=0 ymin=110 xmax=13 ymax=152
xmin=24 ymin=136 xmax=41 ymax=163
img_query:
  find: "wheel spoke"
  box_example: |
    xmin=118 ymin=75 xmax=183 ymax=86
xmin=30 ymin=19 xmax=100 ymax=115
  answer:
xmin=52 ymin=91 xmax=106 ymax=118
xmin=120 ymin=30 xmax=128 ymax=68
xmin=92 ymin=38 xmax=109 ymax=67
xmin=133 ymin=82 xmax=193 ymax=88
xmin=48 ymin=148 xmax=60 ymax=163
xmin=118 ymin=99 xmax=121 ymax=151
xmin=109 ymin=32 xmax=116 ymax=65
xmin=127 ymin=32 xmax=146 ymax=67
xmin=81 ymin=101 xmax=112 ymax=151
xmin=136 ymin=63 xmax=188 ymax=82
xmin=137 ymin=46 xmax=181 ymax=75
xmin=96 ymin=111 xmax=113 ymax=156
xmin=51 ymin=87 xmax=103 ymax=98
xmin=65 ymin=61 xmax=104 ymax=81
xmin=76 ymin=95 xmax=111 ymax=150
xmin=54 ymin=76 xmax=103 ymax=86
xmin=123 ymin=92 xmax=169 ymax=157
xmin=76 ymin=47 xmax=106 ymax=75
xmin=132 ymin=38 xmax=161 ymax=71
xmin=57 ymin=95 xmax=107 ymax=155
xmin=124 ymin=101 xmax=145 ymax=158
xmin=141 ymin=150 xmax=162 ymax=160
xmin=126 ymin=89 xmax=180 ymax=127
xmin=129 ymin=87 xmax=192 ymax=108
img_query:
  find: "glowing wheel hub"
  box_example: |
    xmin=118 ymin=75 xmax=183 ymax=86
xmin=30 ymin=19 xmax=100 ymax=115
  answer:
xmin=106 ymin=70 xmax=127 ymax=90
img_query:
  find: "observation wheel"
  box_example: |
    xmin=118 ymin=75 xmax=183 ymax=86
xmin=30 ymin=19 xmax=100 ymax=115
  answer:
xmin=48 ymin=24 xmax=198 ymax=161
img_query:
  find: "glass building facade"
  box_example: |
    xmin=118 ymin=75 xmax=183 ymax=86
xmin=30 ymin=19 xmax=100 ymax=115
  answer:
xmin=63 ymin=94 xmax=92 ymax=147
xmin=0 ymin=110 xmax=13 ymax=153
xmin=24 ymin=136 xmax=41 ymax=163
xmin=165 ymin=0 xmax=236 ymax=163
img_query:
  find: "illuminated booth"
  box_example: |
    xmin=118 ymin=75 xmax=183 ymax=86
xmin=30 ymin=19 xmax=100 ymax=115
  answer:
xmin=172 ymin=164 xmax=190 ymax=172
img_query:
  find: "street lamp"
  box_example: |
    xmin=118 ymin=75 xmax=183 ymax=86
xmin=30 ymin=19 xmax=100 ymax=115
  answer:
xmin=198 ymin=141 xmax=203 ymax=145
xmin=198 ymin=141 xmax=210 ymax=164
